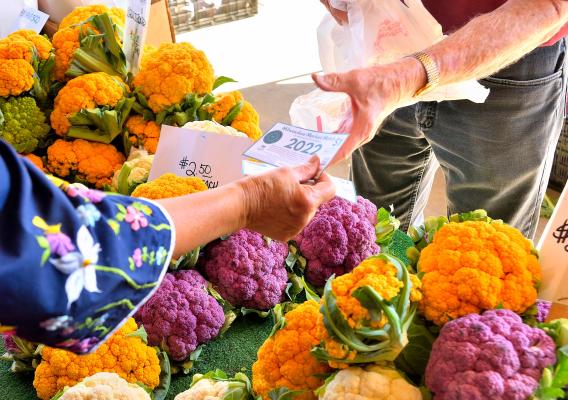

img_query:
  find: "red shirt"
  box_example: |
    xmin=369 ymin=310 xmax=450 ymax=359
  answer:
xmin=422 ymin=0 xmax=567 ymax=46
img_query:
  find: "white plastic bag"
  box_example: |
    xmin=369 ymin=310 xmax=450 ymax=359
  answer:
xmin=290 ymin=0 xmax=490 ymax=132
xmin=37 ymin=0 xmax=127 ymax=24
xmin=0 ymin=0 xmax=38 ymax=37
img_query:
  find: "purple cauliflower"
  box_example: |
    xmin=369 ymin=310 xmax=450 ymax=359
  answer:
xmin=135 ymin=270 xmax=224 ymax=362
xmin=536 ymin=300 xmax=552 ymax=323
xmin=425 ymin=309 xmax=557 ymax=400
xmin=201 ymin=229 xmax=289 ymax=310
xmin=294 ymin=196 xmax=380 ymax=287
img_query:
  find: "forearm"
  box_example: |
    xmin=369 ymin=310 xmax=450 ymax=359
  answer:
xmin=156 ymin=183 xmax=246 ymax=257
xmin=429 ymin=0 xmax=568 ymax=85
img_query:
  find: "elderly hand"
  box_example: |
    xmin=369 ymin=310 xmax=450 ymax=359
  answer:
xmin=320 ymin=0 xmax=348 ymax=25
xmin=238 ymin=156 xmax=336 ymax=241
xmin=312 ymin=58 xmax=427 ymax=164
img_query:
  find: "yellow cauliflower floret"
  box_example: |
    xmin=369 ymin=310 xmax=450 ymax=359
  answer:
xmin=126 ymin=115 xmax=161 ymax=154
xmin=46 ymin=139 xmax=125 ymax=189
xmin=0 ymin=59 xmax=34 ymax=97
xmin=418 ymin=220 xmax=541 ymax=326
xmin=51 ymin=72 xmax=127 ymax=135
xmin=252 ymin=301 xmax=331 ymax=400
xmin=59 ymin=5 xmax=125 ymax=29
xmin=0 ymin=36 xmax=36 ymax=63
xmin=207 ymin=91 xmax=262 ymax=140
xmin=8 ymin=30 xmax=53 ymax=60
xmin=132 ymin=42 xmax=215 ymax=113
xmin=33 ymin=319 xmax=160 ymax=400
xmin=131 ymin=173 xmax=208 ymax=200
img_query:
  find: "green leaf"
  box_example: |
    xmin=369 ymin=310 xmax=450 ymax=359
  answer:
xmin=153 ymin=350 xmax=171 ymax=400
xmin=302 ymin=276 xmax=321 ymax=303
xmin=116 ymin=203 xmax=127 ymax=215
xmin=127 ymin=325 xmax=148 ymax=344
xmin=36 ymin=236 xmax=51 ymax=266
xmin=221 ymin=101 xmax=244 ymax=126
xmin=268 ymin=387 xmax=304 ymax=400
xmin=213 ymin=76 xmax=237 ymax=90
xmin=107 ymin=219 xmax=120 ymax=235
xmin=240 ymin=308 xmax=271 ymax=318
xmin=375 ymin=206 xmax=401 ymax=245
xmin=117 ymin=163 xmax=133 ymax=195
xmin=50 ymin=389 xmax=65 ymax=400
xmin=220 ymin=310 xmax=238 ymax=336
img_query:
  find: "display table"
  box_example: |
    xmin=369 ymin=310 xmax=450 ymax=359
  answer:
xmin=0 ymin=316 xmax=272 ymax=400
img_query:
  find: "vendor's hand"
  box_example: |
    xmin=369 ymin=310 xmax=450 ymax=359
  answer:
xmin=239 ymin=156 xmax=336 ymax=241
xmin=320 ymin=0 xmax=348 ymax=25
xmin=312 ymin=58 xmax=428 ymax=164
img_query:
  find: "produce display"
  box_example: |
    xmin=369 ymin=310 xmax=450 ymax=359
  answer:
xmin=0 ymin=4 xmax=567 ymax=400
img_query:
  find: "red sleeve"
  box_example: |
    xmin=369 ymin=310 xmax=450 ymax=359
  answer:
xmin=543 ymin=23 xmax=568 ymax=46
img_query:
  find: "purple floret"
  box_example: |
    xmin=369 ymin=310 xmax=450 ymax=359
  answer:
xmin=536 ymin=300 xmax=552 ymax=323
xmin=425 ymin=309 xmax=557 ymax=400
xmin=135 ymin=270 xmax=224 ymax=362
xmin=201 ymin=229 xmax=289 ymax=311
xmin=294 ymin=196 xmax=380 ymax=287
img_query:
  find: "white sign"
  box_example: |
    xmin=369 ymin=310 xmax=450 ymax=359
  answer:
xmin=538 ymin=183 xmax=568 ymax=306
xmin=149 ymin=125 xmax=252 ymax=189
xmin=9 ymin=7 xmax=49 ymax=35
xmin=123 ymin=0 xmax=152 ymax=75
xmin=242 ymin=159 xmax=357 ymax=203
xmin=243 ymin=123 xmax=348 ymax=171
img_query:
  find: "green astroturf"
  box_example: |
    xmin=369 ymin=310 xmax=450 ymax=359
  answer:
xmin=0 ymin=315 xmax=273 ymax=399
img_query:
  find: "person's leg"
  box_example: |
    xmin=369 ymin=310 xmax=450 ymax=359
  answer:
xmin=351 ymin=103 xmax=439 ymax=231
xmin=426 ymin=39 xmax=567 ymax=238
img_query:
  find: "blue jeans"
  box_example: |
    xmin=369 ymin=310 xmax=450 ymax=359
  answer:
xmin=351 ymin=39 xmax=567 ymax=239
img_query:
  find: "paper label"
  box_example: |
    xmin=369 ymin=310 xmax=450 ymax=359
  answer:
xmin=10 ymin=7 xmax=49 ymax=34
xmin=123 ymin=0 xmax=152 ymax=75
xmin=149 ymin=125 xmax=252 ymax=189
xmin=242 ymin=159 xmax=357 ymax=203
xmin=538 ymin=183 xmax=568 ymax=305
xmin=243 ymin=123 xmax=348 ymax=170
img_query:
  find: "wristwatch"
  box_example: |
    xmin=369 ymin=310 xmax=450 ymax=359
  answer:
xmin=410 ymin=51 xmax=440 ymax=97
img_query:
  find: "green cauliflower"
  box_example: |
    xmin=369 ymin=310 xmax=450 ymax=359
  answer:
xmin=0 ymin=97 xmax=50 ymax=154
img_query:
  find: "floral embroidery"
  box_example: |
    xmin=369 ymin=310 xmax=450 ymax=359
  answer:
xmin=156 ymin=247 xmax=168 ymax=265
xmin=33 ymin=216 xmax=75 ymax=262
xmin=132 ymin=248 xmax=143 ymax=268
xmin=66 ymin=184 xmax=105 ymax=203
xmin=40 ymin=316 xmax=73 ymax=332
xmin=124 ymin=206 xmax=149 ymax=231
xmin=56 ymin=336 xmax=99 ymax=353
xmin=76 ymin=204 xmax=101 ymax=227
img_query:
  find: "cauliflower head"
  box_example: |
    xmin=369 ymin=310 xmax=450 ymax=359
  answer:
xmin=59 ymin=5 xmax=125 ymax=29
xmin=183 ymin=119 xmax=248 ymax=138
xmin=46 ymin=139 xmax=125 ymax=189
xmin=132 ymin=42 xmax=215 ymax=113
xmin=206 ymin=91 xmax=262 ymax=140
xmin=33 ymin=319 xmax=161 ymax=400
xmin=175 ymin=379 xmax=230 ymax=400
xmin=175 ymin=370 xmax=253 ymax=400
xmin=295 ymin=196 xmax=380 ymax=287
xmin=418 ymin=220 xmax=541 ymax=325
xmin=111 ymin=148 xmax=154 ymax=193
xmin=51 ymin=72 xmax=128 ymax=136
xmin=8 ymin=30 xmax=53 ymax=61
xmin=135 ymin=270 xmax=225 ymax=362
xmin=252 ymin=300 xmax=331 ymax=400
xmin=202 ymin=229 xmax=289 ymax=310
xmin=0 ymin=59 xmax=34 ymax=97
xmin=0 ymin=96 xmax=51 ymax=154
xmin=24 ymin=154 xmax=45 ymax=171
xmin=425 ymin=309 xmax=556 ymax=400
xmin=0 ymin=36 xmax=36 ymax=63
xmin=126 ymin=115 xmax=161 ymax=154
xmin=131 ymin=173 xmax=208 ymax=200
xmin=59 ymin=372 xmax=151 ymax=400
xmin=319 ymin=365 xmax=422 ymax=400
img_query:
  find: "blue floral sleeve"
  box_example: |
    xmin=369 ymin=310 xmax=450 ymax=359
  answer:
xmin=0 ymin=140 xmax=175 ymax=354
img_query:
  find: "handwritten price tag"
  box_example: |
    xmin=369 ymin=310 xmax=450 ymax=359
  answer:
xmin=123 ymin=0 xmax=152 ymax=75
xmin=149 ymin=125 xmax=252 ymax=188
xmin=243 ymin=123 xmax=348 ymax=170
xmin=9 ymin=7 xmax=49 ymax=35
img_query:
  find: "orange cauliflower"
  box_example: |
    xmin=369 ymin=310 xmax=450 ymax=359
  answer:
xmin=0 ymin=59 xmax=34 ymax=97
xmin=50 ymin=72 xmax=128 ymax=136
xmin=59 ymin=5 xmax=125 ymax=29
xmin=8 ymin=30 xmax=53 ymax=61
xmin=33 ymin=318 xmax=160 ymax=400
xmin=131 ymin=173 xmax=208 ymax=200
xmin=46 ymin=139 xmax=125 ymax=189
xmin=0 ymin=36 xmax=36 ymax=63
xmin=132 ymin=42 xmax=215 ymax=113
xmin=24 ymin=154 xmax=45 ymax=171
xmin=252 ymin=301 xmax=331 ymax=400
xmin=126 ymin=115 xmax=161 ymax=154
xmin=418 ymin=220 xmax=541 ymax=326
xmin=206 ymin=91 xmax=262 ymax=140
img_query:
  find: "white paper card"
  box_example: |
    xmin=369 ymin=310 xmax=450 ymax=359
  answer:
xmin=10 ymin=7 xmax=49 ymax=35
xmin=242 ymin=159 xmax=357 ymax=203
xmin=243 ymin=123 xmax=348 ymax=170
xmin=538 ymin=183 xmax=568 ymax=305
xmin=149 ymin=125 xmax=252 ymax=189
xmin=123 ymin=0 xmax=152 ymax=75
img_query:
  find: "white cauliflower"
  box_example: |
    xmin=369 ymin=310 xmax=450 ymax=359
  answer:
xmin=175 ymin=379 xmax=230 ymax=400
xmin=319 ymin=365 xmax=422 ymax=400
xmin=182 ymin=120 xmax=248 ymax=138
xmin=59 ymin=372 xmax=151 ymax=400
xmin=111 ymin=148 xmax=154 ymax=194
xmin=175 ymin=370 xmax=252 ymax=400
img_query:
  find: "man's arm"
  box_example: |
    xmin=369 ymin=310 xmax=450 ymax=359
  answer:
xmin=314 ymin=0 xmax=568 ymax=163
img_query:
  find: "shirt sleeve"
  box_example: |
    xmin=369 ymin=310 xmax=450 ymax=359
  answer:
xmin=0 ymin=140 xmax=175 ymax=354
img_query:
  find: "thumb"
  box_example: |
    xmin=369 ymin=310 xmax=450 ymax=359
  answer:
xmin=293 ymin=155 xmax=321 ymax=181
xmin=312 ymin=72 xmax=351 ymax=93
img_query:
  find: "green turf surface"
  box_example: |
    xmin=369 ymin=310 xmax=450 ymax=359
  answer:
xmin=0 ymin=315 xmax=273 ymax=399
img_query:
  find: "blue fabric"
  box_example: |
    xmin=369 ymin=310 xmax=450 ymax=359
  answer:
xmin=0 ymin=140 xmax=174 ymax=354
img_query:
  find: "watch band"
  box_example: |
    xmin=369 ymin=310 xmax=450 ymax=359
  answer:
xmin=411 ymin=51 xmax=440 ymax=97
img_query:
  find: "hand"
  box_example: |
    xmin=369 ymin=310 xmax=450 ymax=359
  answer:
xmin=238 ymin=156 xmax=336 ymax=241
xmin=312 ymin=58 xmax=427 ymax=164
xmin=320 ymin=0 xmax=348 ymax=25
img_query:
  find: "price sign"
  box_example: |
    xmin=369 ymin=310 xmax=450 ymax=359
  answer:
xmin=149 ymin=125 xmax=252 ymax=188
xmin=123 ymin=0 xmax=152 ymax=75
xmin=9 ymin=7 xmax=49 ymax=35
xmin=243 ymin=123 xmax=348 ymax=170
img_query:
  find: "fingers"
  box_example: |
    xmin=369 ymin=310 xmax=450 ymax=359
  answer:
xmin=312 ymin=72 xmax=351 ymax=94
xmin=311 ymin=172 xmax=336 ymax=203
xmin=292 ymin=155 xmax=321 ymax=181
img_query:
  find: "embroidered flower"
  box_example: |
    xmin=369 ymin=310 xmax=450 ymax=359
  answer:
xmin=33 ymin=217 xmax=75 ymax=257
xmin=50 ymin=226 xmax=101 ymax=308
xmin=66 ymin=183 xmax=105 ymax=203
xmin=124 ymin=206 xmax=149 ymax=231
xmin=56 ymin=336 xmax=99 ymax=353
xmin=132 ymin=248 xmax=143 ymax=268
xmin=76 ymin=204 xmax=101 ymax=227
xmin=156 ymin=246 xmax=168 ymax=265
xmin=40 ymin=316 xmax=73 ymax=331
